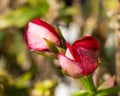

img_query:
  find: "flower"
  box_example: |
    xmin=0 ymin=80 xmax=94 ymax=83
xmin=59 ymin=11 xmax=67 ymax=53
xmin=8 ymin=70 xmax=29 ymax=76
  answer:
xmin=24 ymin=18 xmax=60 ymax=53
xmin=58 ymin=36 xmax=100 ymax=78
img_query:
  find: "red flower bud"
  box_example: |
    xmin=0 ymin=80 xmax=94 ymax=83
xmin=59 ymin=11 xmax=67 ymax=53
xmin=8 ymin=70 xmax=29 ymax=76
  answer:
xmin=58 ymin=36 xmax=100 ymax=78
xmin=24 ymin=18 xmax=60 ymax=52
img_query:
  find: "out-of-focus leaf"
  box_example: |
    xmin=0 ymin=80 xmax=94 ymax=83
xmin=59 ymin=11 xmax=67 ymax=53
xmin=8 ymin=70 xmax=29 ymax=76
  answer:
xmin=16 ymin=72 xmax=32 ymax=88
xmin=28 ymin=0 xmax=47 ymax=7
xmin=60 ymin=7 xmax=79 ymax=16
xmin=0 ymin=69 xmax=14 ymax=85
xmin=31 ymin=80 xmax=56 ymax=96
xmin=0 ymin=31 xmax=5 ymax=44
xmin=103 ymin=0 xmax=117 ymax=11
xmin=81 ymin=0 xmax=99 ymax=18
xmin=0 ymin=14 xmax=14 ymax=29
xmin=42 ymin=79 xmax=55 ymax=89
xmin=4 ymin=86 xmax=29 ymax=96
xmin=0 ymin=1 xmax=49 ymax=29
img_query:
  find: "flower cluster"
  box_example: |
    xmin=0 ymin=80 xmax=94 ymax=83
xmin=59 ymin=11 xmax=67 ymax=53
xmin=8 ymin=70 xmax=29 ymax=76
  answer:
xmin=24 ymin=18 xmax=100 ymax=78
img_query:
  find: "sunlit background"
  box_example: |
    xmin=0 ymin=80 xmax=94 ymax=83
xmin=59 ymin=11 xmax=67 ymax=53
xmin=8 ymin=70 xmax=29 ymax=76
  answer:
xmin=0 ymin=0 xmax=119 ymax=96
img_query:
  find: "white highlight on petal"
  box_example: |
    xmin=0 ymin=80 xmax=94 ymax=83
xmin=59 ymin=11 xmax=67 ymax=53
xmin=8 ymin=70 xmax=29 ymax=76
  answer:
xmin=65 ymin=48 xmax=74 ymax=60
xmin=65 ymin=42 xmax=74 ymax=60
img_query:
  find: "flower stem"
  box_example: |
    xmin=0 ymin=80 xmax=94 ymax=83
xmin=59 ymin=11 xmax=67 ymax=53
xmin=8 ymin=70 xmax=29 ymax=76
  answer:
xmin=80 ymin=75 xmax=96 ymax=93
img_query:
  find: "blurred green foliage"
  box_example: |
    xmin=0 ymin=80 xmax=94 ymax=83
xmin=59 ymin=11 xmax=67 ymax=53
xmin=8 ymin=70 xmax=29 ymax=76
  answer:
xmin=0 ymin=0 xmax=49 ymax=28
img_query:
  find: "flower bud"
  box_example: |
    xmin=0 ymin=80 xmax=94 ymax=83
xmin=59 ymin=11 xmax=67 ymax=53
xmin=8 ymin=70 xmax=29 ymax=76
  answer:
xmin=58 ymin=36 xmax=100 ymax=78
xmin=24 ymin=18 xmax=61 ymax=56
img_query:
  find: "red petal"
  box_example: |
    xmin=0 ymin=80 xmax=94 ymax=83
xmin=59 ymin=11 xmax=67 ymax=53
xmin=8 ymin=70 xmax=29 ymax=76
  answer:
xmin=32 ymin=18 xmax=59 ymax=39
xmin=25 ymin=21 xmax=60 ymax=51
xmin=72 ymin=36 xmax=100 ymax=51
xmin=58 ymin=54 xmax=83 ymax=78
xmin=81 ymin=48 xmax=98 ymax=75
xmin=71 ymin=47 xmax=99 ymax=75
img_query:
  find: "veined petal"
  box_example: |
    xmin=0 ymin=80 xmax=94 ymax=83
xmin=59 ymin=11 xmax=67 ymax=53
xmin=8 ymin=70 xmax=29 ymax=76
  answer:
xmin=58 ymin=54 xmax=83 ymax=78
xmin=25 ymin=22 xmax=60 ymax=51
xmin=72 ymin=36 xmax=100 ymax=51
xmin=77 ymin=48 xmax=98 ymax=75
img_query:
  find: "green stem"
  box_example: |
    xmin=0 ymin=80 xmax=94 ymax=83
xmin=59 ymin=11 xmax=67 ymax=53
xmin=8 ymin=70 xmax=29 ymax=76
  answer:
xmin=80 ymin=75 xmax=96 ymax=92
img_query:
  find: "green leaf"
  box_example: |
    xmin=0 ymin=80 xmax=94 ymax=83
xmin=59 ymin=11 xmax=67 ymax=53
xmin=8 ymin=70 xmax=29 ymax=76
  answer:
xmin=97 ymin=86 xmax=120 ymax=96
xmin=12 ymin=5 xmax=49 ymax=27
xmin=80 ymin=75 xmax=96 ymax=92
xmin=0 ymin=32 xmax=5 ymax=44
xmin=16 ymin=72 xmax=32 ymax=88
xmin=0 ymin=13 xmax=14 ymax=28
xmin=28 ymin=0 xmax=47 ymax=7
xmin=42 ymin=79 xmax=55 ymax=89
xmin=0 ymin=1 xmax=49 ymax=29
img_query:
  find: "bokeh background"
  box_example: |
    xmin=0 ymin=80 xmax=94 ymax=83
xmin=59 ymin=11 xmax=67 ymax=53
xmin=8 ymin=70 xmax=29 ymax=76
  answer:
xmin=0 ymin=0 xmax=119 ymax=96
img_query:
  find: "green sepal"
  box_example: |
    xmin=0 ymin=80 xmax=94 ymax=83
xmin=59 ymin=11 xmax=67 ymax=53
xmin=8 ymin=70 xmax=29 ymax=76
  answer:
xmin=55 ymin=26 xmax=66 ymax=49
xmin=44 ymin=38 xmax=59 ymax=55
xmin=56 ymin=46 xmax=66 ymax=55
xmin=80 ymin=75 xmax=96 ymax=92
xmin=97 ymin=86 xmax=120 ymax=96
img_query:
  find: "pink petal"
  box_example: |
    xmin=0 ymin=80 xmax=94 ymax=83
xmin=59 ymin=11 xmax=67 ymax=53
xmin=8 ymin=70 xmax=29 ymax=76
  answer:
xmin=93 ymin=73 xmax=99 ymax=88
xmin=99 ymin=76 xmax=116 ymax=89
xmin=58 ymin=54 xmax=83 ymax=78
xmin=25 ymin=21 xmax=60 ymax=51
xmin=72 ymin=36 xmax=100 ymax=51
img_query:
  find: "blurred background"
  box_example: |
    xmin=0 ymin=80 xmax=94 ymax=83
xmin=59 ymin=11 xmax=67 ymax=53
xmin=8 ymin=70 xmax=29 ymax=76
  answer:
xmin=0 ymin=0 xmax=119 ymax=96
